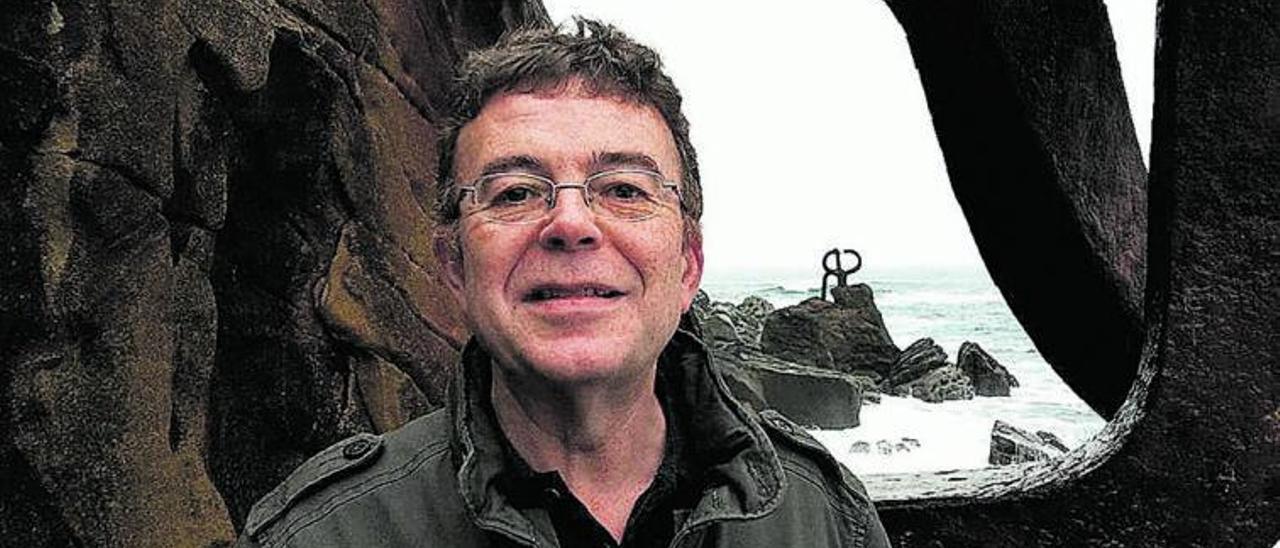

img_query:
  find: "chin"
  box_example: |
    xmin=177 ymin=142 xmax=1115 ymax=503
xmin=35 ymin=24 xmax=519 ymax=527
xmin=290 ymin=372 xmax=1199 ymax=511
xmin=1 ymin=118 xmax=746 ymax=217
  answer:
xmin=509 ymin=335 xmax=651 ymax=386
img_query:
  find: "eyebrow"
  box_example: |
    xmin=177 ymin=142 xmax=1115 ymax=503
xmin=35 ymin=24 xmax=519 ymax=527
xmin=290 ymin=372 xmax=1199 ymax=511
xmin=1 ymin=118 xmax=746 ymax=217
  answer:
xmin=478 ymin=155 xmax=548 ymax=177
xmin=590 ymin=151 xmax=662 ymax=174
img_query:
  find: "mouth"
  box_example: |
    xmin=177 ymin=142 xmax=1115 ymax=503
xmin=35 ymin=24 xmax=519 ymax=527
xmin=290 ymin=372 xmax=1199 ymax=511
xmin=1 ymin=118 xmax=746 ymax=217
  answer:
xmin=523 ymin=284 xmax=627 ymax=302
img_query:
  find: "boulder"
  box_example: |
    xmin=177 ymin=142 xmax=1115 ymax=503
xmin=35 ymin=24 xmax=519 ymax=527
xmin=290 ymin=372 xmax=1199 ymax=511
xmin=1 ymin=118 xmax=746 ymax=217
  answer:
xmin=691 ymin=292 xmax=764 ymax=349
xmin=988 ymin=420 xmax=1070 ymax=465
xmin=760 ymin=284 xmax=900 ymax=375
xmin=847 ymin=372 xmax=883 ymax=404
xmin=700 ymin=302 xmax=745 ymax=347
xmin=884 ymin=338 xmax=950 ymax=387
xmin=736 ymin=295 xmax=775 ymax=346
xmin=692 ymin=289 xmax=712 ymax=312
xmin=904 ymin=366 xmax=976 ymax=403
xmin=0 ymin=0 xmax=549 ymax=544
xmin=711 ymin=345 xmax=864 ymax=429
xmin=958 ymin=342 xmax=1020 ymax=396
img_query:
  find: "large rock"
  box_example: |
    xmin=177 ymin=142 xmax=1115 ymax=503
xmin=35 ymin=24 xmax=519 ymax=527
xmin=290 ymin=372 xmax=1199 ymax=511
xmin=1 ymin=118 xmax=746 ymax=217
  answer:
xmin=760 ymin=284 xmax=900 ymax=375
xmin=0 ymin=0 xmax=548 ymax=545
xmin=699 ymin=302 xmax=745 ymax=347
xmin=884 ymin=337 xmax=949 ymax=387
xmin=712 ymin=345 xmax=864 ymax=429
xmin=957 ymin=342 xmax=1019 ymax=396
xmin=736 ymin=294 xmax=775 ymax=346
xmin=900 ymin=365 xmax=975 ymax=403
xmin=988 ymin=420 xmax=1070 ymax=466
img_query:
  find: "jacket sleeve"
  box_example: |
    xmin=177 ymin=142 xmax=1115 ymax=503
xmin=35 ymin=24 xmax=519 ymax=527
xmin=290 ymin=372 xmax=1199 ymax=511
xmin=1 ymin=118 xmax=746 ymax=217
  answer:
xmin=863 ymin=503 xmax=892 ymax=548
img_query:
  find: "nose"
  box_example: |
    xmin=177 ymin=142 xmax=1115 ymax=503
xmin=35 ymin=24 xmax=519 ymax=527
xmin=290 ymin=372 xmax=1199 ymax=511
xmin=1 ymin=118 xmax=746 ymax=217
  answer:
xmin=538 ymin=186 xmax=602 ymax=251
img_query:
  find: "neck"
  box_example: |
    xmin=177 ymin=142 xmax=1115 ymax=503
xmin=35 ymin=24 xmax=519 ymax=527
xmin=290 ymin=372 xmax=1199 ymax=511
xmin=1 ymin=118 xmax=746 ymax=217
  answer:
xmin=490 ymin=363 xmax=667 ymax=541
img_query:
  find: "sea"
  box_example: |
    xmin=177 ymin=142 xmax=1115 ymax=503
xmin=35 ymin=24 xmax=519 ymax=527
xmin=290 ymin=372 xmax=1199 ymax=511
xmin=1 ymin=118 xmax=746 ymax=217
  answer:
xmin=701 ymin=266 xmax=1106 ymax=475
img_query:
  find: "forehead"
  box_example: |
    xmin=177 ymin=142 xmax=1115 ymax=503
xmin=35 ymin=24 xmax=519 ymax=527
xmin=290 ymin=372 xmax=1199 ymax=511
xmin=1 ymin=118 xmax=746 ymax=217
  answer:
xmin=453 ymin=88 xmax=681 ymax=178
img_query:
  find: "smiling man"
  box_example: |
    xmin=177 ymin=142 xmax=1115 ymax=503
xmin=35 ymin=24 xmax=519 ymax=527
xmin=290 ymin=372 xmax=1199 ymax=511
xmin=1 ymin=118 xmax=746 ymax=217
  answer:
xmin=236 ymin=19 xmax=889 ymax=548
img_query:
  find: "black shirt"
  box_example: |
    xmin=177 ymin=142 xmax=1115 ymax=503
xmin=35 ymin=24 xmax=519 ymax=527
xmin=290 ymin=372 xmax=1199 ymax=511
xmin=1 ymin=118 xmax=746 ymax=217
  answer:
xmin=491 ymin=371 xmax=697 ymax=548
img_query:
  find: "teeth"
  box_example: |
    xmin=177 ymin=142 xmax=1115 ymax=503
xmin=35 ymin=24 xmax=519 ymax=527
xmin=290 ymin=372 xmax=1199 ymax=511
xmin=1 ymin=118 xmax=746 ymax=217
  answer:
xmin=529 ymin=287 xmax=620 ymax=300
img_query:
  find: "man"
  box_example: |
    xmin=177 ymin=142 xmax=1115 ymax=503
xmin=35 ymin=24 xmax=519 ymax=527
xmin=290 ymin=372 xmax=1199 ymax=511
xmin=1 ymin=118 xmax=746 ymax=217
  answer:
xmin=237 ymin=18 xmax=890 ymax=548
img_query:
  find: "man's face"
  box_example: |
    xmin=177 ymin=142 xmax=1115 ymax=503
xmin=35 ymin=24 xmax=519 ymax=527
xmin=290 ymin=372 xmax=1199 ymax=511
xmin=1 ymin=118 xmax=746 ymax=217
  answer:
xmin=444 ymin=85 xmax=703 ymax=387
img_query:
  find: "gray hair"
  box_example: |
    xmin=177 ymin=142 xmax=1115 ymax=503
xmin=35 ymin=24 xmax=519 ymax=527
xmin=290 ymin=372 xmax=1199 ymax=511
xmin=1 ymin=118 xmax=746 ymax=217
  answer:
xmin=434 ymin=17 xmax=703 ymax=233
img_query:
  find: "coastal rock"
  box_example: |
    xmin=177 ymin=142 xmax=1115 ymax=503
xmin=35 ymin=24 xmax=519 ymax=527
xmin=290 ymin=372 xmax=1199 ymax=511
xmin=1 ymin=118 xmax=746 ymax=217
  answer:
xmin=848 ymin=372 xmax=883 ymax=404
xmin=958 ymin=342 xmax=1020 ymax=396
xmin=700 ymin=302 xmax=745 ymax=347
xmin=735 ymin=295 xmax=775 ymax=345
xmin=905 ymin=366 xmax=975 ymax=403
xmin=0 ymin=0 xmax=547 ymax=544
xmin=690 ymin=292 xmax=768 ymax=349
xmin=988 ymin=420 xmax=1070 ymax=465
xmin=693 ymin=289 xmax=712 ymax=312
xmin=760 ymin=284 xmax=900 ymax=375
xmin=711 ymin=345 xmax=864 ymax=429
xmin=884 ymin=338 xmax=950 ymax=387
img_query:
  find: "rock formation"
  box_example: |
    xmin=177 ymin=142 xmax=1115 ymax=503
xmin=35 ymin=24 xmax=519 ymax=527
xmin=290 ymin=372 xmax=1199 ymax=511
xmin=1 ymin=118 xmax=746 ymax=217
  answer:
xmin=958 ymin=341 xmax=1019 ymax=396
xmin=988 ymin=420 xmax=1069 ymax=465
xmin=1 ymin=1 xmax=548 ymax=545
xmin=883 ymin=337 xmax=949 ymax=387
xmin=712 ymin=344 xmax=864 ymax=429
xmin=759 ymin=284 xmax=900 ymax=375
xmin=901 ymin=365 xmax=976 ymax=403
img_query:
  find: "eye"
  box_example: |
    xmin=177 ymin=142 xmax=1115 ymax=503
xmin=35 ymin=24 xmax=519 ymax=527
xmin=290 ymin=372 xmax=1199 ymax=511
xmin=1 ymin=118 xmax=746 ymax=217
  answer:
xmin=598 ymin=180 xmax=652 ymax=202
xmin=480 ymin=176 xmax=548 ymax=208
xmin=494 ymin=185 xmax=537 ymax=204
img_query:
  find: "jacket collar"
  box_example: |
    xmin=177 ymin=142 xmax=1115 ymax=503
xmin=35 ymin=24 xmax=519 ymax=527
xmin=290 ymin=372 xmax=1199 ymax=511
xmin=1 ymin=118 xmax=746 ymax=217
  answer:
xmin=449 ymin=330 xmax=785 ymax=543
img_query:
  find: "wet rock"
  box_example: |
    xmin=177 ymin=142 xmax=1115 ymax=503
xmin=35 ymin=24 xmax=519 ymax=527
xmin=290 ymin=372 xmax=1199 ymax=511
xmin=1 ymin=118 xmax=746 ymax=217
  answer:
xmin=848 ymin=372 xmax=883 ymax=404
xmin=760 ymin=284 xmax=900 ymax=376
xmin=700 ymin=302 xmax=745 ymax=347
xmin=691 ymin=291 xmax=761 ymax=348
xmin=958 ymin=342 xmax=1019 ymax=396
xmin=905 ymin=366 xmax=975 ymax=403
xmin=712 ymin=345 xmax=864 ymax=429
xmin=876 ymin=440 xmax=895 ymax=455
xmin=988 ymin=420 xmax=1069 ymax=465
xmin=736 ymin=295 xmax=775 ymax=345
xmin=884 ymin=338 xmax=950 ymax=387
xmin=692 ymin=289 xmax=712 ymax=312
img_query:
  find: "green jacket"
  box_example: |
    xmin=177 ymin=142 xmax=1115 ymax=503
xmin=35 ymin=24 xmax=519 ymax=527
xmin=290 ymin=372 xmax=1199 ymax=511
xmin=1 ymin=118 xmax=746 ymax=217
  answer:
xmin=236 ymin=331 xmax=890 ymax=547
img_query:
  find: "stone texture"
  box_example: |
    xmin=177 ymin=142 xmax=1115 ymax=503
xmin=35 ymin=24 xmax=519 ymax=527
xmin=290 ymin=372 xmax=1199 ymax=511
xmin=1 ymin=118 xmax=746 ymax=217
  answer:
xmin=987 ymin=420 xmax=1068 ymax=466
xmin=957 ymin=341 xmax=1019 ymax=397
xmin=872 ymin=0 xmax=1280 ymax=546
xmin=883 ymin=0 xmax=1146 ymax=419
xmin=883 ymin=337 xmax=949 ymax=388
xmin=0 ymin=0 xmax=547 ymax=545
xmin=700 ymin=301 xmax=747 ymax=347
xmin=760 ymin=285 xmax=900 ymax=375
xmin=712 ymin=345 xmax=863 ymax=429
xmin=735 ymin=294 xmax=774 ymax=345
xmin=902 ymin=365 xmax=975 ymax=403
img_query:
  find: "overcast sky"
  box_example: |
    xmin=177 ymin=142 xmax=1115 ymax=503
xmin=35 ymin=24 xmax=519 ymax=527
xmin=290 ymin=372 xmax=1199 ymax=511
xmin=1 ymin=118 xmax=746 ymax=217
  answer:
xmin=540 ymin=1 xmax=1156 ymax=277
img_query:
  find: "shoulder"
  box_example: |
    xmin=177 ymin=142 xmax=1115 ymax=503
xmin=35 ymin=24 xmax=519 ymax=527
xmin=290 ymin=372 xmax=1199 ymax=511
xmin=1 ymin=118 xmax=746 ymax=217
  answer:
xmin=239 ymin=409 xmax=454 ymax=546
xmin=756 ymin=410 xmax=879 ymax=526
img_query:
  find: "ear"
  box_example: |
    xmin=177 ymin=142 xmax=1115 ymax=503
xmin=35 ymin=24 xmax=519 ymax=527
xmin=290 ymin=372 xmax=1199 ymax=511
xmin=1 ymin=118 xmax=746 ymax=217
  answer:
xmin=680 ymin=228 xmax=704 ymax=312
xmin=433 ymin=226 xmax=467 ymax=306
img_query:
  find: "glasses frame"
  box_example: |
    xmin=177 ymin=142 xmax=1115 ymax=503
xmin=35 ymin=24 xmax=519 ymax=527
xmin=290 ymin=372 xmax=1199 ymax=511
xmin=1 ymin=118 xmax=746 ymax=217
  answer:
xmin=455 ymin=168 xmax=683 ymax=224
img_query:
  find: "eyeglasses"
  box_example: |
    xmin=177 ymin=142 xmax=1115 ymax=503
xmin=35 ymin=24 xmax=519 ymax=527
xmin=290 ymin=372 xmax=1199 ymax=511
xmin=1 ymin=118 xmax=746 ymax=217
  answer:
xmin=455 ymin=169 xmax=683 ymax=224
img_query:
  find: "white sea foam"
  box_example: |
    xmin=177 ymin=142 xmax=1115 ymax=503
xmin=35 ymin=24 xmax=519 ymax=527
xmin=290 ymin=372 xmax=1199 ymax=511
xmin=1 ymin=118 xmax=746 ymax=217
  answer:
xmin=808 ymin=393 xmax=1104 ymax=475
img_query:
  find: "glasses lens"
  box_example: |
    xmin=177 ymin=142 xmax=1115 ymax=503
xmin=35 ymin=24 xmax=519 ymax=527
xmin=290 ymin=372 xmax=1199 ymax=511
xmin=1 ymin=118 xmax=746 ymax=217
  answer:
xmin=587 ymin=171 xmax=676 ymax=220
xmin=474 ymin=174 xmax=552 ymax=223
